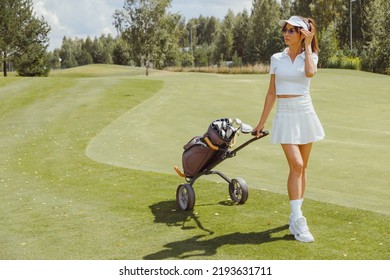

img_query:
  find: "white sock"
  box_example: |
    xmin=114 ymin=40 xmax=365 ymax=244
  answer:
xmin=290 ymin=199 xmax=303 ymax=220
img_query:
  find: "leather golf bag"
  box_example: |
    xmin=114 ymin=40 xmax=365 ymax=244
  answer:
xmin=182 ymin=118 xmax=234 ymax=178
xmin=182 ymin=136 xmax=216 ymax=178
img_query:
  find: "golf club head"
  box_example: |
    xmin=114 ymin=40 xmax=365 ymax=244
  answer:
xmin=226 ymin=126 xmax=237 ymax=139
xmin=213 ymin=121 xmax=222 ymax=130
xmin=240 ymin=122 xmax=253 ymax=134
xmin=222 ymin=121 xmax=227 ymax=130
xmin=234 ymin=118 xmax=242 ymax=126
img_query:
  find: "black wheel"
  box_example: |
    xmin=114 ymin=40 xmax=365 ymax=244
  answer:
xmin=228 ymin=178 xmax=248 ymax=204
xmin=176 ymin=184 xmax=195 ymax=211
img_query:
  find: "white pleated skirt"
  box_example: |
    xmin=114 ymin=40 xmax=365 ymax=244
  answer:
xmin=271 ymin=95 xmax=325 ymax=145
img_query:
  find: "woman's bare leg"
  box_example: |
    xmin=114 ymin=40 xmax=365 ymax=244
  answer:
xmin=281 ymin=143 xmax=312 ymax=200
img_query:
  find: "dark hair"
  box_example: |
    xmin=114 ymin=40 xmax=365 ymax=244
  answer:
xmin=302 ymin=17 xmax=319 ymax=54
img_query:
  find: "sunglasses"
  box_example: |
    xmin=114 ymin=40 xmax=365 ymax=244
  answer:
xmin=282 ymin=27 xmax=299 ymax=35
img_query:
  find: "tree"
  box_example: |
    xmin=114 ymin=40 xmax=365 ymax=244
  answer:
xmin=59 ymin=37 xmax=78 ymax=68
xmin=47 ymin=49 xmax=62 ymax=69
xmin=112 ymin=39 xmax=132 ymax=66
xmin=96 ymin=34 xmax=115 ymax=64
xmin=194 ymin=43 xmax=215 ymax=67
xmin=113 ymin=0 xmax=181 ymax=73
xmin=362 ymin=0 xmax=390 ymax=74
xmin=345 ymin=0 xmax=372 ymax=51
xmin=153 ymin=13 xmax=182 ymax=69
xmin=249 ymin=0 xmax=281 ymax=64
xmin=232 ymin=9 xmax=250 ymax=64
xmin=354 ymin=0 xmax=371 ymax=51
xmin=0 ymin=0 xmax=50 ymax=77
xmin=214 ymin=9 xmax=235 ymax=63
xmin=307 ymin=0 xmax=345 ymax=35
xmin=280 ymin=0 xmax=292 ymax=20
xmin=90 ymin=37 xmax=107 ymax=64
xmin=14 ymin=42 xmax=50 ymax=76
xmin=291 ymin=0 xmax=312 ymax=18
xmin=317 ymin=22 xmax=339 ymax=68
xmin=204 ymin=17 xmax=219 ymax=45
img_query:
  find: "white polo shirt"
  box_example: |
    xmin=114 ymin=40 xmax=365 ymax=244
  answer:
xmin=269 ymin=48 xmax=318 ymax=95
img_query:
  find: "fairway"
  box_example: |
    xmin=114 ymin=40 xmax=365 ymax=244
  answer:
xmin=87 ymin=69 xmax=390 ymax=215
xmin=1 ymin=65 xmax=389 ymax=260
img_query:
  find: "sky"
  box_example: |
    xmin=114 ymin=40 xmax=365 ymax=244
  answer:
xmin=32 ymin=0 xmax=253 ymax=51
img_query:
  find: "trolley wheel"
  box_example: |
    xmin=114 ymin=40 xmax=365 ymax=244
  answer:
xmin=229 ymin=178 xmax=248 ymax=204
xmin=176 ymin=184 xmax=195 ymax=211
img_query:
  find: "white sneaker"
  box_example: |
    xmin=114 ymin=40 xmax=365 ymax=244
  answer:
xmin=289 ymin=216 xmax=315 ymax=243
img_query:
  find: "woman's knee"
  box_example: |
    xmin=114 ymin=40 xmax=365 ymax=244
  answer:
xmin=282 ymin=144 xmax=306 ymax=175
xmin=290 ymin=159 xmax=304 ymax=175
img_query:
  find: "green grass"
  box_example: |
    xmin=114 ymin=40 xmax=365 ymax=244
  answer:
xmin=87 ymin=68 xmax=390 ymax=215
xmin=0 ymin=65 xmax=389 ymax=260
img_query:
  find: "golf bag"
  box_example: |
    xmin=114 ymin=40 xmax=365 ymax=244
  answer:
xmin=182 ymin=118 xmax=237 ymax=178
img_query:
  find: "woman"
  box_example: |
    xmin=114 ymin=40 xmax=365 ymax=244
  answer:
xmin=253 ymin=16 xmax=325 ymax=243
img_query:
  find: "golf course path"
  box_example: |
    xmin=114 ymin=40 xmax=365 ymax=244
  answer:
xmin=86 ymin=70 xmax=263 ymax=176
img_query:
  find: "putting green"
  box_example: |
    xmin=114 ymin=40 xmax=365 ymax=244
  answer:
xmin=86 ymin=69 xmax=390 ymax=215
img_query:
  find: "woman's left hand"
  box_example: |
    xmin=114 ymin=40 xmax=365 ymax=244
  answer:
xmin=301 ymin=23 xmax=315 ymax=47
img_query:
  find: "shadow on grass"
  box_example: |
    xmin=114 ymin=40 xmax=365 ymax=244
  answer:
xmin=149 ymin=200 xmax=214 ymax=234
xmin=146 ymin=200 xmax=294 ymax=260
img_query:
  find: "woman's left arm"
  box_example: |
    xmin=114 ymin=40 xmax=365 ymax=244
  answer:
xmin=304 ymin=47 xmax=317 ymax=78
xmin=301 ymin=24 xmax=317 ymax=77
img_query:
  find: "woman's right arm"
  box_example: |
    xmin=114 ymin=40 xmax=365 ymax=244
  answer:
xmin=254 ymin=74 xmax=276 ymax=137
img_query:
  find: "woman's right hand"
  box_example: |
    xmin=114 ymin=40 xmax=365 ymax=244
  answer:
xmin=253 ymin=123 xmax=265 ymax=138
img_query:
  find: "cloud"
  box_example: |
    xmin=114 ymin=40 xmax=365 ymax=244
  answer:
xmin=33 ymin=1 xmax=64 ymax=31
xmin=170 ymin=0 xmax=252 ymax=19
xmin=32 ymin=0 xmax=253 ymax=51
xmin=32 ymin=0 xmax=123 ymax=50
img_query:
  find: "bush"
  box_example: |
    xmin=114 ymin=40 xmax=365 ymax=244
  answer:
xmin=318 ymin=23 xmax=339 ymax=69
xmin=181 ymin=52 xmax=194 ymax=68
xmin=14 ymin=44 xmax=51 ymax=77
xmin=326 ymin=55 xmax=361 ymax=70
xmin=164 ymin=64 xmax=269 ymax=74
xmin=360 ymin=42 xmax=390 ymax=75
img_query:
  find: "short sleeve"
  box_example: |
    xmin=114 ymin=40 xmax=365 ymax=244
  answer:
xmin=269 ymin=55 xmax=277 ymax=74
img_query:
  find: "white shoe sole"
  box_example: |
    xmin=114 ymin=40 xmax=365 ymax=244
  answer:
xmin=294 ymin=233 xmax=315 ymax=243
xmin=289 ymin=216 xmax=315 ymax=243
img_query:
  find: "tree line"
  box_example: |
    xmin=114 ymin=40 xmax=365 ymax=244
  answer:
xmin=1 ymin=0 xmax=389 ymax=77
xmin=0 ymin=0 xmax=50 ymax=77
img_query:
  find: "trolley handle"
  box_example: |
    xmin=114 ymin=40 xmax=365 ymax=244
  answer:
xmin=251 ymin=130 xmax=267 ymax=137
xmin=229 ymin=130 xmax=269 ymax=156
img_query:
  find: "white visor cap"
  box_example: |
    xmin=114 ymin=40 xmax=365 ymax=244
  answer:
xmin=279 ymin=16 xmax=310 ymax=31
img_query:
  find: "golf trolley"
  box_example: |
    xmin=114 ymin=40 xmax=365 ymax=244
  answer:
xmin=174 ymin=118 xmax=269 ymax=211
